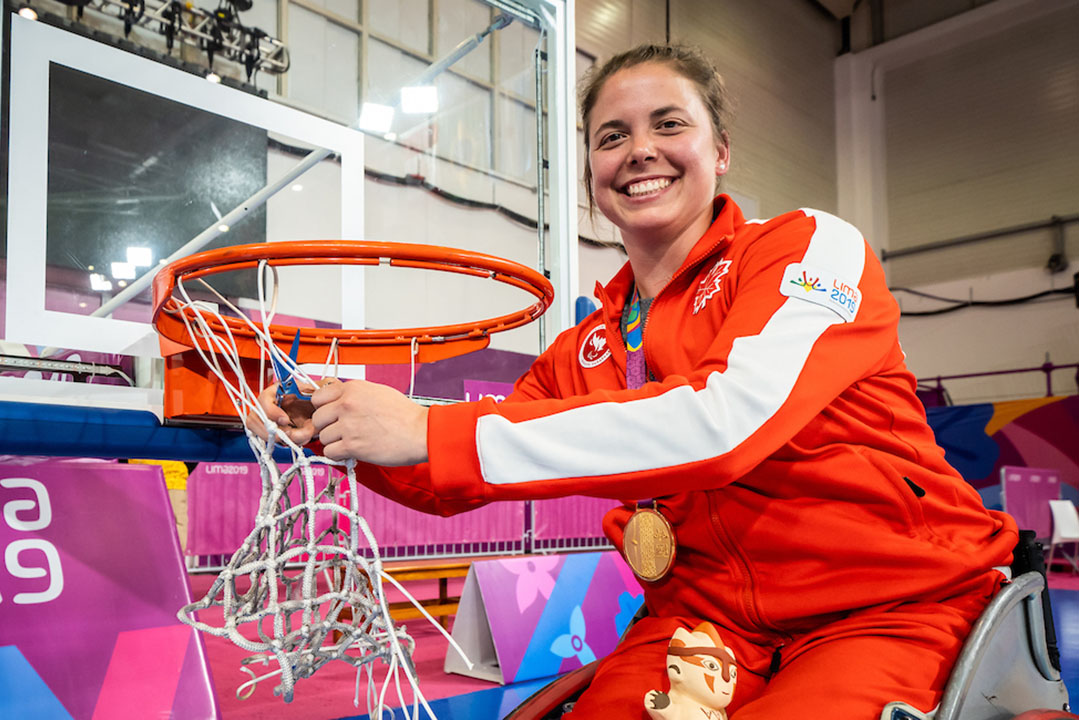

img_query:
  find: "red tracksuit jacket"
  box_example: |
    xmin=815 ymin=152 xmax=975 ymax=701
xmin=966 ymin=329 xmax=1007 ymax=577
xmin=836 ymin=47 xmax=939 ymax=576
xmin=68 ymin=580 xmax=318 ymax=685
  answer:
xmin=357 ymin=195 xmax=1016 ymax=631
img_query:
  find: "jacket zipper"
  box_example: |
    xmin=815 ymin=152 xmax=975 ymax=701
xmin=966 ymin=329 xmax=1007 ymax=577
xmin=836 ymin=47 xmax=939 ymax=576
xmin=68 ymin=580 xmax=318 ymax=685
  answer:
xmin=707 ymin=492 xmax=792 ymax=648
xmin=708 ymin=496 xmax=764 ymax=630
xmin=640 ymin=233 xmax=731 ymax=375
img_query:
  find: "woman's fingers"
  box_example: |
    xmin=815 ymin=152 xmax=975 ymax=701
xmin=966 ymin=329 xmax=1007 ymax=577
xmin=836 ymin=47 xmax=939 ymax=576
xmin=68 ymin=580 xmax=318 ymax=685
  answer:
xmin=309 ymin=380 xmax=429 ymax=465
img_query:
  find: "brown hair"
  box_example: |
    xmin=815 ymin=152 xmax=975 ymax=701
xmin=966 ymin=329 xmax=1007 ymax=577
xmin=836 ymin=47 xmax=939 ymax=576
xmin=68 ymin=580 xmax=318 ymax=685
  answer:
xmin=579 ymin=44 xmax=734 ymax=212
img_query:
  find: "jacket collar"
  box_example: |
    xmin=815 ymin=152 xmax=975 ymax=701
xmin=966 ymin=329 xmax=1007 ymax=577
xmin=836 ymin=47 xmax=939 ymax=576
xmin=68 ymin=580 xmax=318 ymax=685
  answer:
xmin=594 ymin=194 xmax=743 ymax=318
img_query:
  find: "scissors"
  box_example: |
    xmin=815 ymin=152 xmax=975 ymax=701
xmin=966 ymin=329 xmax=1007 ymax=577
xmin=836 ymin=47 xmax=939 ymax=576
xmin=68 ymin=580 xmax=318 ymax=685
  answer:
xmin=271 ymin=329 xmax=311 ymax=402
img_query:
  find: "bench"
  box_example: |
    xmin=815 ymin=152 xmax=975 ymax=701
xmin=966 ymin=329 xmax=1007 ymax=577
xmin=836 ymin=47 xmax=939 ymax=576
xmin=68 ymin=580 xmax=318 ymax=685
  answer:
xmin=381 ymin=557 xmax=473 ymax=625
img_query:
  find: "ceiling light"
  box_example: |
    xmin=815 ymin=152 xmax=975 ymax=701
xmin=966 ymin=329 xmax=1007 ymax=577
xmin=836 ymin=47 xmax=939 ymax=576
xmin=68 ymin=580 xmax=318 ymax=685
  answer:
xmin=291 ymin=183 xmax=303 ymax=192
xmin=217 ymin=223 xmax=230 ymax=233
xmin=358 ymin=102 xmax=395 ymax=133
xmin=17 ymin=5 xmax=38 ymax=21
xmin=206 ymin=71 xmax=222 ymax=84
xmin=400 ymin=86 xmax=439 ymax=114
xmin=118 ymin=280 xmax=128 ymax=288
xmin=111 ymin=261 xmax=136 ymax=280
xmin=90 ymin=273 xmax=113 ymax=292
xmin=127 ymin=247 xmax=153 ymax=266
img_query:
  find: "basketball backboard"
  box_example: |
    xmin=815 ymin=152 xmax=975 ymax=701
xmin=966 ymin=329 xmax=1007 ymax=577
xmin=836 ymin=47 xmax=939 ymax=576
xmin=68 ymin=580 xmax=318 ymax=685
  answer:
xmin=0 ymin=0 xmax=577 ymax=459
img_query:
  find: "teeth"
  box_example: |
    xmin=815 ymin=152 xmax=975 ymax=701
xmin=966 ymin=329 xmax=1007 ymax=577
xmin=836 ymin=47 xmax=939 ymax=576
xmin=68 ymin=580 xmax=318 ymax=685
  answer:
xmin=626 ymin=178 xmax=672 ymax=196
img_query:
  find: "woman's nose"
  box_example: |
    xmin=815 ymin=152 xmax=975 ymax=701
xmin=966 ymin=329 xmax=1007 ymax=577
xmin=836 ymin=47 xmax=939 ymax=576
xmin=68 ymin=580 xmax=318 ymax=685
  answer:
xmin=628 ymin=138 xmax=656 ymax=164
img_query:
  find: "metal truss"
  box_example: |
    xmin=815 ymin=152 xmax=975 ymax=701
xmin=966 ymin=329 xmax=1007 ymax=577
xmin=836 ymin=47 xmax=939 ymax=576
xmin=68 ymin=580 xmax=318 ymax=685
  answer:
xmin=79 ymin=0 xmax=288 ymax=80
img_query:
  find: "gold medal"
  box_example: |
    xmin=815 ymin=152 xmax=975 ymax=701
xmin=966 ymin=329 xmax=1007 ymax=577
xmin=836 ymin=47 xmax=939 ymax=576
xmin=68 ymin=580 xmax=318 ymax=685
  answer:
xmin=623 ymin=506 xmax=676 ymax=582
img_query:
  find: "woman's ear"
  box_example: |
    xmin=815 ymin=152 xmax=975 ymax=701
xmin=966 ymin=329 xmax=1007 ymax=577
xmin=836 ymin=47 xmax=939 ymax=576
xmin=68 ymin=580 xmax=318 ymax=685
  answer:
xmin=715 ymin=130 xmax=731 ymax=176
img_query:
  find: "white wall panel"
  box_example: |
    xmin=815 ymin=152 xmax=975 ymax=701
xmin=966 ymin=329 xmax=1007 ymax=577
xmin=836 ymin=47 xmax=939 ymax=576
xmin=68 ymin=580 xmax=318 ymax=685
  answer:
xmin=884 ymin=3 xmax=1079 ymax=287
xmin=575 ymin=0 xmax=667 ymax=59
xmin=670 ymin=0 xmax=838 ymax=219
xmin=286 ymin=4 xmax=360 ymax=124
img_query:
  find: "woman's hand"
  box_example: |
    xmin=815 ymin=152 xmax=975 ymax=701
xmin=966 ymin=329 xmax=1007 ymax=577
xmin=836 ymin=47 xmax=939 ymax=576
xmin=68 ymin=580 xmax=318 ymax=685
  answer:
xmin=311 ymin=380 xmax=429 ymax=465
xmin=245 ymin=382 xmax=320 ymax=446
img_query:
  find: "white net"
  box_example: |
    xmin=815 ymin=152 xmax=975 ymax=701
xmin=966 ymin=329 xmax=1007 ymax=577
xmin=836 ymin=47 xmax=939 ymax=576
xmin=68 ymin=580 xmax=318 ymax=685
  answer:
xmin=171 ymin=263 xmax=468 ymax=714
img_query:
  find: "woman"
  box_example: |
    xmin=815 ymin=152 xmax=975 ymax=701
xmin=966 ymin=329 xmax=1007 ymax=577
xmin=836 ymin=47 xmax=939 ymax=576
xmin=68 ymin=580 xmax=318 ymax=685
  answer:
xmin=256 ymin=45 xmax=1016 ymax=720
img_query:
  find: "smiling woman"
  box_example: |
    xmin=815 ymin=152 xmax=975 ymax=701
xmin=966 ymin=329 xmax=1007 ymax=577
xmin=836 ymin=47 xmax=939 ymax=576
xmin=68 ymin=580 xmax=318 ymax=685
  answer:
xmin=251 ymin=43 xmax=1018 ymax=720
xmin=584 ymin=62 xmax=727 ymax=299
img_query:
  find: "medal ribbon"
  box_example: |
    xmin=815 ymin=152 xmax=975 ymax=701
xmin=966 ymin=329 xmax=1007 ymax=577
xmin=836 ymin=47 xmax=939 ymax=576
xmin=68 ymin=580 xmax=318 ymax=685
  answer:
xmin=625 ymin=287 xmax=647 ymax=390
xmin=622 ymin=287 xmax=674 ymax=581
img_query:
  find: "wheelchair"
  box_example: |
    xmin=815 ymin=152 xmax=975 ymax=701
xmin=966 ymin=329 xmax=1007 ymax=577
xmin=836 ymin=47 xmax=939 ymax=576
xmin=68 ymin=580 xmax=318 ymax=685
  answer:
xmin=507 ymin=531 xmax=1076 ymax=720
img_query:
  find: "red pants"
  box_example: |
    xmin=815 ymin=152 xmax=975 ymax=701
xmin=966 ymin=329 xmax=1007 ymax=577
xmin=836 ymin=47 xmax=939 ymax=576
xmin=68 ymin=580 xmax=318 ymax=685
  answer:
xmin=565 ymin=571 xmax=1001 ymax=720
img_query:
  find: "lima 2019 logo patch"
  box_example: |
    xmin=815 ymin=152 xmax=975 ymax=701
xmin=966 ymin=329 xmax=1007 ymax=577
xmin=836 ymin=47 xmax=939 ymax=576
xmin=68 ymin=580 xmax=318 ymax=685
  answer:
xmin=780 ymin=262 xmax=861 ymax=322
xmin=693 ymin=258 xmax=732 ymax=315
xmin=579 ymin=324 xmax=611 ymax=368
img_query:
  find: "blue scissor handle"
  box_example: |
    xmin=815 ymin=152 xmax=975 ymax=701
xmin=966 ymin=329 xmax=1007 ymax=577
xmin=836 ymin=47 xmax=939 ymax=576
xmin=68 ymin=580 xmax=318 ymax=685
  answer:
xmin=272 ymin=330 xmax=311 ymax=401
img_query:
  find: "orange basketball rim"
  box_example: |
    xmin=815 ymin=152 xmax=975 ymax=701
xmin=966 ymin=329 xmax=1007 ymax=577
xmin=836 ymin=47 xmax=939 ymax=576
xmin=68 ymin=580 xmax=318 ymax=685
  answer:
xmin=152 ymin=240 xmax=555 ymax=366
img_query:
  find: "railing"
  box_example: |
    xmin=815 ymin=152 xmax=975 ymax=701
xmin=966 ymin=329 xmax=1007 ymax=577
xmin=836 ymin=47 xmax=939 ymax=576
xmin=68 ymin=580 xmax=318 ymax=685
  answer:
xmin=917 ymin=361 xmax=1079 ymax=406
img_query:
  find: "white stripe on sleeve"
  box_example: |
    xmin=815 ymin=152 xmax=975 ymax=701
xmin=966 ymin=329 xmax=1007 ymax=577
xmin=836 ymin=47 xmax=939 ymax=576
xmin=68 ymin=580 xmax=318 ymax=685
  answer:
xmin=476 ymin=209 xmax=867 ymax=486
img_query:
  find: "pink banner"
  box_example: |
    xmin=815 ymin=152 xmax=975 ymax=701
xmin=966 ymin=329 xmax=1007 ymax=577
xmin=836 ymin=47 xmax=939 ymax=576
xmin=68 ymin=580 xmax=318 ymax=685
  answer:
xmin=186 ymin=462 xmax=337 ymax=556
xmin=532 ymin=496 xmax=621 ymax=540
xmin=339 ymin=483 xmax=524 ymax=546
xmin=188 ymin=461 xmax=524 ymax=555
xmin=0 ymin=459 xmax=217 ymax=719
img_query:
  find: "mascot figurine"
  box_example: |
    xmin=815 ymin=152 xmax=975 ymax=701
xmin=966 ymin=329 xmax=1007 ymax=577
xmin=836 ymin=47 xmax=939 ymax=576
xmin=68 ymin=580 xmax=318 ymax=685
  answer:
xmin=644 ymin=622 xmax=738 ymax=720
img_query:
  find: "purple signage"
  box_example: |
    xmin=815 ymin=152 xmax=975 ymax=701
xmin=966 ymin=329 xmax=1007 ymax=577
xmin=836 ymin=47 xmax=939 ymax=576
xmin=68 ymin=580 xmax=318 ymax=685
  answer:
xmin=447 ymin=551 xmax=643 ymax=684
xmin=462 ymin=379 xmax=515 ymax=403
xmin=0 ymin=459 xmax=218 ymax=719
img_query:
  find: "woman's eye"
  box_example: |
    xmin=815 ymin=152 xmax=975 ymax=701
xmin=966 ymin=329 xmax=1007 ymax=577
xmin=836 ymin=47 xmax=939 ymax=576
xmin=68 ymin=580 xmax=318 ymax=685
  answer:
xmin=598 ymin=132 xmax=624 ymax=146
xmin=659 ymin=119 xmax=682 ymax=130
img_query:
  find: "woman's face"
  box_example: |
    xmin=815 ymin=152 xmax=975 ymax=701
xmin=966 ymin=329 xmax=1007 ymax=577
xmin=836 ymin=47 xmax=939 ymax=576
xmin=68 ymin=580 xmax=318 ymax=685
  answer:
xmin=588 ymin=62 xmax=728 ymax=250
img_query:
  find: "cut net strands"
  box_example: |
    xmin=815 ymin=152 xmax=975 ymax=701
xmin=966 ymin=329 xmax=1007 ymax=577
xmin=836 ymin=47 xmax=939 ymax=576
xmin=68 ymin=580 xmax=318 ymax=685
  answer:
xmin=171 ymin=262 xmax=471 ymax=716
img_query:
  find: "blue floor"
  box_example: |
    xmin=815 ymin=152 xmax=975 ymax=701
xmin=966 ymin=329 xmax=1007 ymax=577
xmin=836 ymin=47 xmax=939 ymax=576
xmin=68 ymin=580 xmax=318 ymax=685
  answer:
xmin=349 ymin=590 xmax=1079 ymax=720
xmin=343 ymin=675 xmax=554 ymax=720
xmin=1051 ymin=589 xmax=1079 ymax=699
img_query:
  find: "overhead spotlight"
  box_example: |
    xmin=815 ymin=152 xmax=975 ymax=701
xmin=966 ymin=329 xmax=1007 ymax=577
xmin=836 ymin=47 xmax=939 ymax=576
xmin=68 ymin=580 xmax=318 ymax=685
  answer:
xmin=89 ymin=273 xmax=113 ymax=292
xmin=118 ymin=280 xmax=128 ymax=288
xmin=217 ymin=223 xmax=230 ymax=233
xmin=127 ymin=247 xmax=153 ymax=266
xmin=401 ymin=86 xmax=439 ymax=114
xmin=291 ymin=183 xmax=303 ymax=192
xmin=206 ymin=71 xmax=222 ymax=84
xmin=358 ymin=102 xmax=395 ymax=133
xmin=111 ymin=262 xmax=136 ymax=280
xmin=17 ymin=4 xmax=38 ymax=20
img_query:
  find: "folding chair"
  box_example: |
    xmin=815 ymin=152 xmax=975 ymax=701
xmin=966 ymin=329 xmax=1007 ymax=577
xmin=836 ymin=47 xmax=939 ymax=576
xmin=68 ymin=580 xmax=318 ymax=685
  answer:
xmin=1047 ymin=499 xmax=1079 ymax=574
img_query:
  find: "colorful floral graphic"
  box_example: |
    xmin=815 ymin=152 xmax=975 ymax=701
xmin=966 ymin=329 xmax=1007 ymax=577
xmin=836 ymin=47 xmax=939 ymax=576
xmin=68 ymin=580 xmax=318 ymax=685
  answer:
xmin=504 ymin=555 xmax=560 ymax=613
xmin=549 ymin=605 xmax=596 ymax=666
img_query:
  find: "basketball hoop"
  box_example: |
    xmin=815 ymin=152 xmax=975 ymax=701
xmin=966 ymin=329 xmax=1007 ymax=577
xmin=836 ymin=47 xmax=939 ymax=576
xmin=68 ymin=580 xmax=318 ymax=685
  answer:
xmin=154 ymin=240 xmax=550 ymax=713
xmin=152 ymin=240 xmax=554 ymax=366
